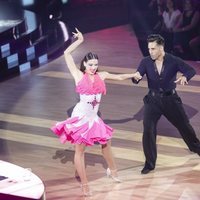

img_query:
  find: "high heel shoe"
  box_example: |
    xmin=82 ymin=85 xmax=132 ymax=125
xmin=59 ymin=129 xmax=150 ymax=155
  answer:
xmin=80 ymin=183 xmax=92 ymax=197
xmin=106 ymin=168 xmax=122 ymax=183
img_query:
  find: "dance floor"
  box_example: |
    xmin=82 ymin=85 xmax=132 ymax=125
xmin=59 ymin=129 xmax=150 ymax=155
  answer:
xmin=0 ymin=25 xmax=200 ymax=200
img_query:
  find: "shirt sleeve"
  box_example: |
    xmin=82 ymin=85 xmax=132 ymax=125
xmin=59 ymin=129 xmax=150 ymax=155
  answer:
xmin=176 ymin=57 xmax=196 ymax=81
xmin=132 ymin=59 xmax=146 ymax=84
xmin=137 ymin=59 xmax=146 ymax=76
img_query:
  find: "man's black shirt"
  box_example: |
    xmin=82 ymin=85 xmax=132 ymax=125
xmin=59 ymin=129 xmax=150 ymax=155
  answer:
xmin=133 ymin=53 xmax=196 ymax=92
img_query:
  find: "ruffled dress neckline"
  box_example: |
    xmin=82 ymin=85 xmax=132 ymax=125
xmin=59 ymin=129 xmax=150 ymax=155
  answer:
xmin=76 ymin=73 xmax=106 ymax=95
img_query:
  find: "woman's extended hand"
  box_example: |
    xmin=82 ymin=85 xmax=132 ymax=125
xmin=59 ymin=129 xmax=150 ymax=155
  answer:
xmin=133 ymin=72 xmax=142 ymax=81
xmin=72 ymin=28 xmax=84 ymax=42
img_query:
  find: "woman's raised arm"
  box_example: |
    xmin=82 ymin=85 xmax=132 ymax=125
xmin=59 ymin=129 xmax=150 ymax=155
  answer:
xmin=64 ymin=28 xmax=83 ymax=82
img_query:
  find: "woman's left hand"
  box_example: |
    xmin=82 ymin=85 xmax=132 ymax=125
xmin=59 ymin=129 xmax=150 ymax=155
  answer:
xmin=72 ymin=28 xmax=84 ymax=42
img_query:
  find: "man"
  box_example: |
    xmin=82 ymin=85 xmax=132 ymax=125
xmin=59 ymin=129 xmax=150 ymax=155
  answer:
xmin=132 ymin=34 xmax=200 ymax=174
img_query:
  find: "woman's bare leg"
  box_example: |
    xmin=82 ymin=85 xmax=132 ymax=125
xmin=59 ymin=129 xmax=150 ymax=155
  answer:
xmin=74 ymin=144 xmax=87 ymax=183
xmin=101 ymin=140 xmax=118 ymax=177
xmin=74 ymin=144 xmax=91 ymax=195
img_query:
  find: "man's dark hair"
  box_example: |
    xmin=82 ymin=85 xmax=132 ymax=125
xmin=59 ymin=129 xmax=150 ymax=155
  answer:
xmin=147 ymin=34 xmax=165 ymax=46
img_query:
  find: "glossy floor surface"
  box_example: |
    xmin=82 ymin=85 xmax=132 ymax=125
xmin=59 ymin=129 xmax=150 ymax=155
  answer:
xmin=0 ymin=25 xmax=200 ymax=200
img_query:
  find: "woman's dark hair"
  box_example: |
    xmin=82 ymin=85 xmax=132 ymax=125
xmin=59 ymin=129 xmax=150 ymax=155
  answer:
xmin=147 ymin=34 xmax=165 ymax=46
xmin=165 ymin=0 xmax=178 ymax=11
xmin=80 ymin=52 xmax=99 ymax=72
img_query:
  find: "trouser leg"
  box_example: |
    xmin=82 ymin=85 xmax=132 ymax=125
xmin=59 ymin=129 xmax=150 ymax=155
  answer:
xmin=143 ymin=95 xmax=162 ymax=169
xmin=163 ymin=94 xmax=200 ymax=152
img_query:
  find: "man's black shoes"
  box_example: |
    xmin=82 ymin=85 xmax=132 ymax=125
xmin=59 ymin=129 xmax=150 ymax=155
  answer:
xmin=141 ymin=148 xmax=200 ymax=175
xmin=141 ymin=167 xmax=154 ymax=174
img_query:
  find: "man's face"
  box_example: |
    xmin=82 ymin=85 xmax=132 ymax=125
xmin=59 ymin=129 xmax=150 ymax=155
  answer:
xmin=148 ymin=41 xmax=163 ymax=60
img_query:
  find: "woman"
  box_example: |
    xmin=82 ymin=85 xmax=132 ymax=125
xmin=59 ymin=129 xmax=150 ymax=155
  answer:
xmin=51 ymin=28 xmax=141 ymax=196
xmin=160 ymin=0 xmax=181 ymax=52
xmin=189 ymin=26 xmax=200 ymax=61
xmin=173 ymin=0 xmax=200 ymax=58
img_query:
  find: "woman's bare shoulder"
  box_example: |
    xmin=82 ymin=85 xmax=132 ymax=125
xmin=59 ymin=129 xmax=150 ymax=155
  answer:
xmin=97 ymin=71 xmax=109 ymax=80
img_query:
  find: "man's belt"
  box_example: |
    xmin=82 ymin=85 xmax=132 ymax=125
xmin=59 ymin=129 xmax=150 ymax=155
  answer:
xmin=149 ymin=89 xmax=176 ymax=96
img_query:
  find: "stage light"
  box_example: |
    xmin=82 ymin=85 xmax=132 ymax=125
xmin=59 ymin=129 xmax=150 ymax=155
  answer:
xmin=1 ymin=43 xmax=10 ymax=58
xmin=61 ymin=0 xmax=69 ymax=4
xmin=21 ymin=0 xmax=34 ymax=6
xmin=7 ymin=53 xmax=19 ymax=69
xmin=26 ymin=46 xmax=35 ymax=61
xmin=19 ymin=62 xmax=31 ymax=72
xmin=39 ymin=54 xmax=48 ymax=65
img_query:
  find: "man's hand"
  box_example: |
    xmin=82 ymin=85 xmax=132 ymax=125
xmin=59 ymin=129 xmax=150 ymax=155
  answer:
xmin=174 ymin=76 xmax=188 ymax=85
xmin=133 ymin=72 xmax=142 ymax=82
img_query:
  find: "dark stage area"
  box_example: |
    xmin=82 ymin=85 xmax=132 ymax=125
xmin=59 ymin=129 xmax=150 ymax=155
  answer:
xmin=1 ymin=0 xmax=200 ymax=80
xmin=0 ymin=1 xmax=200 ymax=199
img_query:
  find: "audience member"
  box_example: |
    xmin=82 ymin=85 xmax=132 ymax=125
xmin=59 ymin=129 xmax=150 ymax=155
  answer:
xmin=128 ymin=0 xmax=165 ymax=56
xmin=189 ymin=27 xmax=200 ymax=61
xmin=158 ymin=0 xmax=181 ymax=52
xmin=173 ymin=0 xmax=200 ymax=59
xmin=148 ymin=0 xmax=165 ymax=31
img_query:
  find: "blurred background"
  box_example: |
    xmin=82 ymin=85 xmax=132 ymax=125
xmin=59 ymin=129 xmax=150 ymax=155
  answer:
xmin=0 ymin=0 xmax=200 ymax=80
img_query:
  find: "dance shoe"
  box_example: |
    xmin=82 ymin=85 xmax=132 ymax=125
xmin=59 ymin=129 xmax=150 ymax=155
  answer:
xmin=106 ymin=168 xmax=122 ymax=183
xmin=141 ymin=167 xmax=154 ymax=174
xmin=80 ymin=183 xmax=92 ymax=197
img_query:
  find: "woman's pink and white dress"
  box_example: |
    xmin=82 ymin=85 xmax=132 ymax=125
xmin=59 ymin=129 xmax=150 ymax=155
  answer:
xmin=51 ymin=73 xmax=113 ymax=146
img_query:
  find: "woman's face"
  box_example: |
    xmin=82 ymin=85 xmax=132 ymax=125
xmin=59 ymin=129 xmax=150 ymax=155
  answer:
xmin=166 ymin=0 xmax=173 ymax=9
xmin=84 ymin=59 xmax=98 ymax=75
xmin=184 ymin=0 xmax=192 ymax=11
